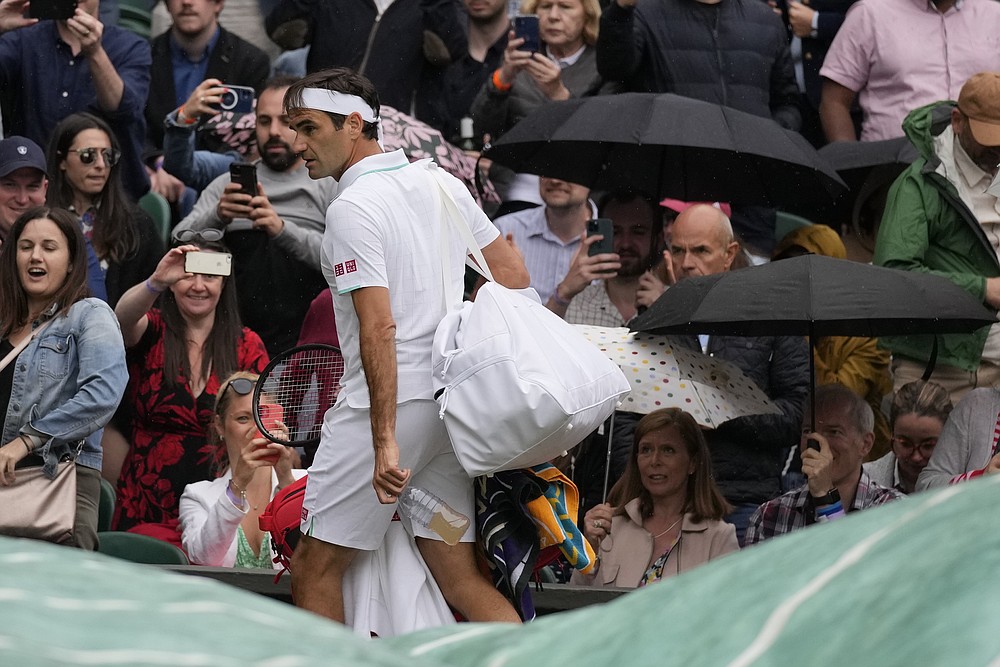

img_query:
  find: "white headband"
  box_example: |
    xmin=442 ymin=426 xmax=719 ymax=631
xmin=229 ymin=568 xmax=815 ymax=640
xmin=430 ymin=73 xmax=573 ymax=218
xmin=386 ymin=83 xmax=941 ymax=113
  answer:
xmin=299 ymin=88 xmax=379 ymax=124
xmin=298 ymin=88 xmax=383 ymax=147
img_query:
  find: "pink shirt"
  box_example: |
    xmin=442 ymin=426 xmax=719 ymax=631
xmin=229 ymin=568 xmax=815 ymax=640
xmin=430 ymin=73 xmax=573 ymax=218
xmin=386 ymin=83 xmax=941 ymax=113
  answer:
xmin=820 ymin=0 xmax=1000 ymax=141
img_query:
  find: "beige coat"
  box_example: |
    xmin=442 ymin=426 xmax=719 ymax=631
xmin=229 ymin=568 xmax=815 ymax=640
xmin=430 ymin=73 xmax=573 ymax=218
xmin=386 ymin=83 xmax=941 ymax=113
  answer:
xmin=572 ymin=498 xmax=739 ymax=589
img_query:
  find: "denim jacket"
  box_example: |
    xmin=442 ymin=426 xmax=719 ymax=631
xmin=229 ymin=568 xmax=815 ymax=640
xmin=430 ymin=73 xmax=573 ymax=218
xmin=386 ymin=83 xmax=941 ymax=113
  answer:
xmin=2 ymin=298 xmax=128 ymax=477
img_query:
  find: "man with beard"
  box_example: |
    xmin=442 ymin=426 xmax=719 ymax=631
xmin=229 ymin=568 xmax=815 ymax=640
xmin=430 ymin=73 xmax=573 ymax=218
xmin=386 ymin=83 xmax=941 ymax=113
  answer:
xmin=173 ymin=78 xmax=336 ymax=354
xmin=552 ymin=191 xmax=661 ymax=326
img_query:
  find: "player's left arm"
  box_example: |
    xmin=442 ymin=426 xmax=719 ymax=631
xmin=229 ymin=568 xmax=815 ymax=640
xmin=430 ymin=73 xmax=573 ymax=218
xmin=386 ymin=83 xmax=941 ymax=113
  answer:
xmin=479 ymin=235 xmax=530 ymax=289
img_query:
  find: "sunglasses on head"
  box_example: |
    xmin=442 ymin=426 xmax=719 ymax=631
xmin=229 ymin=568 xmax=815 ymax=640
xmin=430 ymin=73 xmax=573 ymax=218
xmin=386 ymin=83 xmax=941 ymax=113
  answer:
xmin=70 ymin=147 xmax=121 ymax=167
xmin=173 ymin=228 xmax=225 ymax=244
xmin=218 ymin=377 xmax=256 ymax=411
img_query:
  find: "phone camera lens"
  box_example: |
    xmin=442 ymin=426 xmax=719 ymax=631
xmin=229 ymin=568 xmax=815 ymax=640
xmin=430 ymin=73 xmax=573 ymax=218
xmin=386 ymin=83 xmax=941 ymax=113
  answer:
xmin=220 ymin=90 xmax=237 ymax=110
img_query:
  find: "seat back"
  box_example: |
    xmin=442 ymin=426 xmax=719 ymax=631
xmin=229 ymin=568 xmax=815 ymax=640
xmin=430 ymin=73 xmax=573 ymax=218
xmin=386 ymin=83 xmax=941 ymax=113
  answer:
xmin=97 ymin=531 xmax=189 ymax=565
xmin=139 ymin=191 xmax=172 ymax=247
xmin=97 ymin=478 xmax=116 ymax=533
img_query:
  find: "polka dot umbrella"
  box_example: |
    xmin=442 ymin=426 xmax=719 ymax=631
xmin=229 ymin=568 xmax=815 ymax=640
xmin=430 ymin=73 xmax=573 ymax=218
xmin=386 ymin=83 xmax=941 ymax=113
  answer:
xmin=575 ymin=325 xmax=779 ymax=428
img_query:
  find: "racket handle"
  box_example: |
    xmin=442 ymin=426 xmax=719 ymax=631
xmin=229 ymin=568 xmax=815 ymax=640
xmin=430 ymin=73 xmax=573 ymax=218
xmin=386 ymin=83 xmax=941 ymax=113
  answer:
xmin=397 ymin=486 xmax=470 ymax=546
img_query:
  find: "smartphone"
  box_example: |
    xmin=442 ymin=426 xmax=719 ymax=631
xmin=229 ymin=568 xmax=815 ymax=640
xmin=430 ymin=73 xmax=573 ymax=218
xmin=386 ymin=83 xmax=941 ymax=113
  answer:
xmin=212 ymin=84 xmax=255 ymax=114
xmin=229 ymin=162 xmax=258 ymax=196
xmin=587 ymin=218 xmax=615 ymax=256
xmin=27 ymin=0 xmax=77 ymax=20
xmin=513 ymin=15 xmax=540 ymax=53
xmin=184 ymin=251 xmax=232 ymax=276
xmin=255 ymin=403 xmax=285 ymax=463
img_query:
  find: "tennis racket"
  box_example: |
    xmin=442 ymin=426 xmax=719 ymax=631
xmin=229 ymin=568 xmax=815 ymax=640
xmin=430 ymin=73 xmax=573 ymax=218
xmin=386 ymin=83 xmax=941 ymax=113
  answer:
xmin=252 ymin=343 xmax=345 ymax=447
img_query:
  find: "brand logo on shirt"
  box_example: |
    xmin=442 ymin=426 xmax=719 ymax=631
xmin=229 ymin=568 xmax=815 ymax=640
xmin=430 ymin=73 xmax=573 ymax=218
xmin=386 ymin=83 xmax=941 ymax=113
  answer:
xmin=334 ymin=263 xmax=345 ymax=277
xmin=345 ymin=260 xmax=357 ymax=274
xmin=301 ymin=507 xmax=309 ymax=522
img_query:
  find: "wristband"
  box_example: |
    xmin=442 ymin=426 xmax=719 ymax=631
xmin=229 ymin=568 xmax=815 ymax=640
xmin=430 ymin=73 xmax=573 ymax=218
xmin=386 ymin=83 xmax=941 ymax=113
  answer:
xmin=227 ymin=480 xmax=249 ymax=514
xmin=492 ymin=69 xmax=513 ymax=93
xmin=145 ymin=278 xmax=165 ymax=294
xmin=552 ymin=286 xmax=571 ymax=307
xmin=18 ymin=434 xmax=34 ymax=453
xmin=815 ymin=499 xmax=845 ymax=521
xmin=176 ymin=106 xmax=199 ymax=126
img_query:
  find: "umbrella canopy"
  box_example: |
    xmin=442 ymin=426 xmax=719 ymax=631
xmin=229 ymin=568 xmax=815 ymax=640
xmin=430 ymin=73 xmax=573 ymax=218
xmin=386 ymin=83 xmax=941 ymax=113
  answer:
xmin=576 ymin=325 xmax=780 ymax=428
xmin=484 ymin=93 xmax=846 ymax=214
xmin=380 ymin=106 xmax=498 ymax=206
xmin=387 ymin=477 xmax=1000 ymax=667
xmin=813 ymin=137 xmax=919 ymax=227
xmin=629 ymin=255 xmax=996 ymax=339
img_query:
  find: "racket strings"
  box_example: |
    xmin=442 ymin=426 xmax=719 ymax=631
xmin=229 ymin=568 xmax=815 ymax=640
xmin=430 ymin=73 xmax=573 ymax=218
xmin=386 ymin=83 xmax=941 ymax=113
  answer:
xmin=259 ymin=348 xmax=345 ymax=445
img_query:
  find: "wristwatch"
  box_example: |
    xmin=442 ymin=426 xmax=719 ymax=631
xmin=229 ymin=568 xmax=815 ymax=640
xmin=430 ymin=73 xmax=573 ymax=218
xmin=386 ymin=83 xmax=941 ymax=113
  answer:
xmin=810 ymin=488 xmax=841 ymax=506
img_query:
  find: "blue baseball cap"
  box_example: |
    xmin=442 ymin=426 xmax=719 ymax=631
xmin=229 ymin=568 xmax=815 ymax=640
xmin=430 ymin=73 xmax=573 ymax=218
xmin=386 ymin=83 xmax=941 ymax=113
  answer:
xmin=0 ymin=136 xmax=47 ymax=178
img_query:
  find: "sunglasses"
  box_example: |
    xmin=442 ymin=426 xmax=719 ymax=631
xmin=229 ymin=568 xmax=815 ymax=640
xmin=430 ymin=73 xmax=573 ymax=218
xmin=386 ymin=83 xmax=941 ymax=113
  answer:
xmin=218 ymin=377 xmax=255 ymax=411
xmin=69 ymin=147 xmax=121 ymax=167
xmin=174 ymin=228 xmax=225 ymax=244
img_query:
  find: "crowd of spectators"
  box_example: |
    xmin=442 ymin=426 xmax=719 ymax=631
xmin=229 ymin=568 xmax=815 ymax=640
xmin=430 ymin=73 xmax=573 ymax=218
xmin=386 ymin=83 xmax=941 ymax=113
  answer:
xmin=4 ymin=0 xmax=1000 ymax=628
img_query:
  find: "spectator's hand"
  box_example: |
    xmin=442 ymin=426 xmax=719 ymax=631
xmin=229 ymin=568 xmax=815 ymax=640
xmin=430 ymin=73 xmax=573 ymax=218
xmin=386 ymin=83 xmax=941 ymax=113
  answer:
xmin=636 ymin=270 xmax=667 ymax=309
xmin=373 ymin=438 xmax=410 ymax=504
xmin=788 ymin=1 xmax=816 ymax=38
xmin=583 ymin=502 xmax=614 ymax=549
xmin=146 ymin=244 xmax=200 ymax=291
xmin=498 ymin=31 xmax=532 ymax=86
xmin=66 ymin=7 xmax=104 ymax=56
xmin=801 ymin=431 xmax=835 ymax=499
xmin=148 ymin=166 xmax=186 ymax=204
xmin=248 ymin=184 xmax=285 ymax=237
xmin=181 ymin=78 xmax=227 ymax=123
xmin=615 ymin=0 xmax=637 ymax=8
xmin=524 ymin=54 xmax=570 ymax=101
xmin=984 ymin=451 xmax=1000 ymax=476
xmin=217 ymin=182 xmax=255 ymax=224
xmin=0 ymin=437 xmax=30 ymax=486
xmin=766 ymin=0 xmax=781 ymax=16
xmin=555 ymin=233 xmax=621 ymax=303
xmin=232 ymin=433 xmax=290 ymax=492
xmin=0 ymin=0 xmax=37 ymax=32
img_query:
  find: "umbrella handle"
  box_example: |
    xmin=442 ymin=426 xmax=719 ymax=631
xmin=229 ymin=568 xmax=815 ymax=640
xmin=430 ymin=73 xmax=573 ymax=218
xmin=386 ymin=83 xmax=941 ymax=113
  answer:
xmin=601 ymin=413 xmax=617 ymax=504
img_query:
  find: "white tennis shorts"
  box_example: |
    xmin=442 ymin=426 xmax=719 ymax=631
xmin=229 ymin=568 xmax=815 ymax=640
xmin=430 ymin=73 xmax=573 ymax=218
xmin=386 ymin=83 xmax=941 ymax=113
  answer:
xmin=301 ymin=398 xmax=474 ymax=550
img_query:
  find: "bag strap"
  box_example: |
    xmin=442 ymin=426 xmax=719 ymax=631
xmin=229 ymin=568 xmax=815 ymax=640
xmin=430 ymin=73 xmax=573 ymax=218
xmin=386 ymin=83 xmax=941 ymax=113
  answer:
xmin=0 ymin=320 xmax=51 ymax=373
xmin=991 ymin=410 xmax=1000 ymax=457
xmin=429 ymin=164 xmax=496 ymax=286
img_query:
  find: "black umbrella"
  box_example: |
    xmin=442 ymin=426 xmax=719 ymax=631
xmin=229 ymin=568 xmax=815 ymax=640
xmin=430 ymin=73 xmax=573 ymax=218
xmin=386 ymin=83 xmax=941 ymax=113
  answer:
xmin=629 ymin=255 xmax=997 ymax=427
xmin=485 ymin=93 xmax=847 ymax=215
xmin=813 ymin=137 xmax=919 ymax=228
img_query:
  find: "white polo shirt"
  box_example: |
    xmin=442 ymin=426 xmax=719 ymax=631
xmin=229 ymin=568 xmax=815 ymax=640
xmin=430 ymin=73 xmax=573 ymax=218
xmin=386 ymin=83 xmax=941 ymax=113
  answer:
xmin=322 ymin=150 xmax=500 ymax=408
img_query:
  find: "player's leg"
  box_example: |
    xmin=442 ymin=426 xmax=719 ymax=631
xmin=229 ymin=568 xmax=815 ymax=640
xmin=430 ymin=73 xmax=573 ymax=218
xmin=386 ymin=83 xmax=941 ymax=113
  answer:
xmin=416 ymin=538 xmax=522 ymax=623
xmin=291 ymin=536 xmax=358 ymax=621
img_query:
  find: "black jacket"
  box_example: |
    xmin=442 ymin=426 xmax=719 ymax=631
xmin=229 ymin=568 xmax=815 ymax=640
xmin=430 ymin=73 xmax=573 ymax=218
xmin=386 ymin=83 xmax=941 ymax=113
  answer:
xmin=597 ymin=0 xmax=802 ymax=130
xmin=146 ymin=27 xmax=270 ymax=152
xmin=672 ymin=333 xmax=810 ymax=505
xmin=266 ymin=0 xmax=467 ymax=112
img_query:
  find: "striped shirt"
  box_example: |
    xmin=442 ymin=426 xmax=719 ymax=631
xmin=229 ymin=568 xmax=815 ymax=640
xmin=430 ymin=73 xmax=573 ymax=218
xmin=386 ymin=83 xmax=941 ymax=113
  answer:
xmin=493 ymin=205 xmax=588 ymax=305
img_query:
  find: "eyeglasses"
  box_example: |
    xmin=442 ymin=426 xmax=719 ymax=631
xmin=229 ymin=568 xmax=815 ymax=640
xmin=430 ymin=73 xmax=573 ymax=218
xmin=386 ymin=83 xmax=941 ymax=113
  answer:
xmin=173 ymin=228 xmax=225 ymax=244
xmin=891 ymin=436 xmax=938 ymax=458
xmin=218 ymin=377 xmax=256 ymax=411
xmin=69 ymin=147 xmax=121 ymax=167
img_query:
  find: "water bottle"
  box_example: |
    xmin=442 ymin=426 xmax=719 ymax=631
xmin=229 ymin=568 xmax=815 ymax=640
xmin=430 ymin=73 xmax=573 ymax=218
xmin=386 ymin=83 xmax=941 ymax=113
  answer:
xmin=459 ymin=116 xmax=476 ymax=151
xmin=396 ymin=486 xmax=470 ymax=546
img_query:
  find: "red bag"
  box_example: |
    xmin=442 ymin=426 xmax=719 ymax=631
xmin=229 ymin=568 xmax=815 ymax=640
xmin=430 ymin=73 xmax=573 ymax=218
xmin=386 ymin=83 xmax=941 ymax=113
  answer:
xmin=259 ymin=475 xmax=308 ymax=578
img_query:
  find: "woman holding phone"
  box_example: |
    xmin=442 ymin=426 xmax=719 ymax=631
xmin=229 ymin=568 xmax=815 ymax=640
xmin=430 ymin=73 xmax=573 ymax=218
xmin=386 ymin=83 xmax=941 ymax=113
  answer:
xmin=111 ymin=238 xmax=268 ymax=535
xmin=46 ymin=113 xmax=164 ymax=306
xmin=470 ymin=0 xmax=615 ymax=213
xmin=179 ymin=371 xmax=302 ymax=568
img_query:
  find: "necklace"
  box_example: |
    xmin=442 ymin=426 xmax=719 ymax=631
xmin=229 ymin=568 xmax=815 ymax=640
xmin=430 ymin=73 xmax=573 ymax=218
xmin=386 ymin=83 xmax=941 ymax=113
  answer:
xmin=649 ymin=516 xmax=682 ymax=540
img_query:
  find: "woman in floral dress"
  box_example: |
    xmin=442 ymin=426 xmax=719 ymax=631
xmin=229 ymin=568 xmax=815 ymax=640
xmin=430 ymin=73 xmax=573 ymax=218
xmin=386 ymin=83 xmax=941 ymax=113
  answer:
xmin=112 ymin=238 xmax=267 ymax=534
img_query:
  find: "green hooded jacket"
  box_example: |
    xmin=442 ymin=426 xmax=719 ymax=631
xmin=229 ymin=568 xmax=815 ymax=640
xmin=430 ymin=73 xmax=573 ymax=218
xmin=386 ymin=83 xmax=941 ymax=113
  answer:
xmin=873 ymin=100 xmax=1000 ymax=372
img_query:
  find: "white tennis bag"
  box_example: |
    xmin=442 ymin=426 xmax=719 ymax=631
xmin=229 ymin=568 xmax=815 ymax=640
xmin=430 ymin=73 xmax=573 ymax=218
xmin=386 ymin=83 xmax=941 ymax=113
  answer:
xmin=428 ymin=168 xmax=630 ymax=477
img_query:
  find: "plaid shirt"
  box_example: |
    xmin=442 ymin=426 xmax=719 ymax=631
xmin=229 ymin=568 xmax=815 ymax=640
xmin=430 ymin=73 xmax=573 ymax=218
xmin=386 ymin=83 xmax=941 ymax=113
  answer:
xmin=565 ymin=282 xmax=628 ymax=327
xmin=745 ymin=470 xmax=903 ymax=545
